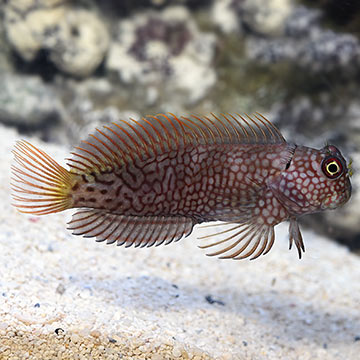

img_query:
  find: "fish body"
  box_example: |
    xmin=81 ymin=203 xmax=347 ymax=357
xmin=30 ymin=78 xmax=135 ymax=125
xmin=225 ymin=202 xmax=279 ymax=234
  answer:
xmin=11 ymin=113 xmax=352 ymax=260
xmin=71 ymin=143 xmax=292 ymax=222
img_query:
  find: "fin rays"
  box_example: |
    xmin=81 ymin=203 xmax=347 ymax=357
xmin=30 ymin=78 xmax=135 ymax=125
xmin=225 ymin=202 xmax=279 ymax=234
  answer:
xmin=11 ymin=141 xmax=74 ymax=215
xmin=67 ymin=113 xmax=285 ymax=174
xmin=67 ymin=210 xmax=195 ymax=248
xmin=289 ymin=218 xmax=305 ymax=259
xmin=198 ymin=221 xmax=276 ymax=260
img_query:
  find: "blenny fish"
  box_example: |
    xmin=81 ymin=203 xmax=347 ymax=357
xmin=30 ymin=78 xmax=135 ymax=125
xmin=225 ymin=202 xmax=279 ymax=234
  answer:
xmin=11 ymin=113 xmax=352 ymax=260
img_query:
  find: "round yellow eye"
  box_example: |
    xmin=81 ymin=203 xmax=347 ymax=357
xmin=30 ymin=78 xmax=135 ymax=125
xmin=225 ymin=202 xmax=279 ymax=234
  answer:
xmin=322 ymin=157 xmax=343 ymax=179
xmin=326 ymin=161 xmax=340 ymax=175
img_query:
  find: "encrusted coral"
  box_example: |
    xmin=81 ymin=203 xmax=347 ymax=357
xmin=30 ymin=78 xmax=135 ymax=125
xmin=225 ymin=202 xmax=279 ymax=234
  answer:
xmin=106 ymin=6 xmax=216 ymax=104
xmin=4 ymin=0 xmax=109 ymax=77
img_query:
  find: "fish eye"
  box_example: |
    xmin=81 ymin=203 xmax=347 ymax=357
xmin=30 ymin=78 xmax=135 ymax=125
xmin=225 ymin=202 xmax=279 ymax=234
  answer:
xmin=321 ymin=157 xmax=343 ymax=179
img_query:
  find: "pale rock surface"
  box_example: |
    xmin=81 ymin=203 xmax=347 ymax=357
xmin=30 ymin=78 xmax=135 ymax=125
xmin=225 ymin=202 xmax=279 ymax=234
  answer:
xmin=4 ymin=4 xmax=66 ymax=61
xmin=246 ymin=5 xmax=360 ymax=74
xmin=3 ymin=1 xmax=109 ymax=77
xmin=242 ymin=0 xmax=294 ymax=36
xmin=49 ymin=9 xmax=110 ymax=77
xmin=8 ymin=0 xmax=65 ymax=10
xmin=0 ymin=74 xmax=62 ymax=127
xmin=1 ymin=125 xmax=360 ymax=359
xmin=106 ymin=6 xmax=216 ymax=104
xmin=211 ymin=0 xmax=241 ymax=34
xmin=212 ymin=0 xmax=294 ymax=36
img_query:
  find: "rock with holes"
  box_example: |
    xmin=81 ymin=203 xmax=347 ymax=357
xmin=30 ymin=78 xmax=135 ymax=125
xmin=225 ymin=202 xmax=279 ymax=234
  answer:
xmin=106 ymin=6 xmax=216 ymax=104
xmin=48 ymin=9 xmax=110 ymax=77
xmin=3 ymin=1 xmax=109 ymax=77
xmin=3 ymin=0 xmax=66 ymax=62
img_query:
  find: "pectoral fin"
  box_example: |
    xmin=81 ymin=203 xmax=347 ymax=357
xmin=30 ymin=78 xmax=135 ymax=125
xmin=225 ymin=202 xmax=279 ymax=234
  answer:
xmin=198 ymin=221 xmax=275 ymax=260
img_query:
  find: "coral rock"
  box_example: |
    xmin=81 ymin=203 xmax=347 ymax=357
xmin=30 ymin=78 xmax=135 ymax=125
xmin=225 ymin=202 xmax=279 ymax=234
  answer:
xmin=4 ymin=2 xmax=109 ymax=77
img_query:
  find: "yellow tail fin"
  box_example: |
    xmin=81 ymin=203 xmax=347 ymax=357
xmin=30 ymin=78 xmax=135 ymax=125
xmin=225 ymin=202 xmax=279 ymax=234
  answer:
xmin=11 ymin=140 xmax=75 ymax=215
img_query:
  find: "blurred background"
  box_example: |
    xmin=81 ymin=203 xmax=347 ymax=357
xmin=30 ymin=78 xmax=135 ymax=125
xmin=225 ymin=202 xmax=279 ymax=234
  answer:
xmin=0 ymin=0 xmax=359 ymax=251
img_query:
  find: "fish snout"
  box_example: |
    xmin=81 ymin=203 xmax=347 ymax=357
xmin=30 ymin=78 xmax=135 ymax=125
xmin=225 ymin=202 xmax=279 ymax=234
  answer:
xmin=321 ymin=186 xmax=351 ymax=210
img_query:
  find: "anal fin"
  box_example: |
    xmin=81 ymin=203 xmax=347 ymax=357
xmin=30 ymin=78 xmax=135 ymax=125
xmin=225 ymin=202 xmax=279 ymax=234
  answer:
xmin=67 ymin=209 xmax=195 ymax=248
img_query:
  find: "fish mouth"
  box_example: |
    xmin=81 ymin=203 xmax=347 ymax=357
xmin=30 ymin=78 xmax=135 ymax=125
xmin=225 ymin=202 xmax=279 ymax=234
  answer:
xmin=321 ymin=187 xmax=352 ymax=210
xmin=342 ymin=178 xmax=353 ymax=205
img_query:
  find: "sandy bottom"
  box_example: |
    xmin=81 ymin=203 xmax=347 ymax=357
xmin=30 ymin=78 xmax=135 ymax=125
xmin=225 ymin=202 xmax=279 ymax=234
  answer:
xmin=1 ymin=125 xmax=360 ymax=359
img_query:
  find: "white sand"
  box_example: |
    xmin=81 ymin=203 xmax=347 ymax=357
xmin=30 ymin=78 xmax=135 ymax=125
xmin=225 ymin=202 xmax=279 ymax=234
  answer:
xmin=1 ymin=125 xmax=360 ymax=359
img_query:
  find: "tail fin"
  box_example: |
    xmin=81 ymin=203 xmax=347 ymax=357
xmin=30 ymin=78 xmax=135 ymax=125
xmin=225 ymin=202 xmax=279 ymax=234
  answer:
xmin=11 ymin=140 xmax=75 ymax=215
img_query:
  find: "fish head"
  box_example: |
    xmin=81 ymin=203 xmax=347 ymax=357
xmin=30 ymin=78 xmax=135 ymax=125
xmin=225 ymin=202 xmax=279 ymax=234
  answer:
xmin=317 ymin=145 xmax=352 ymax=210
xmin=267 ymin=144 xmax=352 ymax=216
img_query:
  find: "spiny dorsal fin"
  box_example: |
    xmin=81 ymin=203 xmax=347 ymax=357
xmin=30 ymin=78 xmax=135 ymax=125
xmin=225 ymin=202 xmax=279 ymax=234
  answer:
xmin=67 ymin=209 xmax=195 ymax=248
xmin=67 ymin=113 xmax=285 ymax=174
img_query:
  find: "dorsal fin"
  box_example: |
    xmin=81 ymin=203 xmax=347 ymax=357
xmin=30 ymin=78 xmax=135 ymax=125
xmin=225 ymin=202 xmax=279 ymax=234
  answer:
xmin=67 ymin=209 xmax=195 ymax=248
xmin=67 ymin=113 xmax=286 ymax=174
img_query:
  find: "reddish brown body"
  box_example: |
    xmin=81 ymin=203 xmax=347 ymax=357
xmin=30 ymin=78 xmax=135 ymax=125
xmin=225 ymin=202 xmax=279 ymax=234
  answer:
xmin=72 ymin=144 xmax=292 ymax=222
xmin=11 ymin=113 xmax=352 ymax=260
